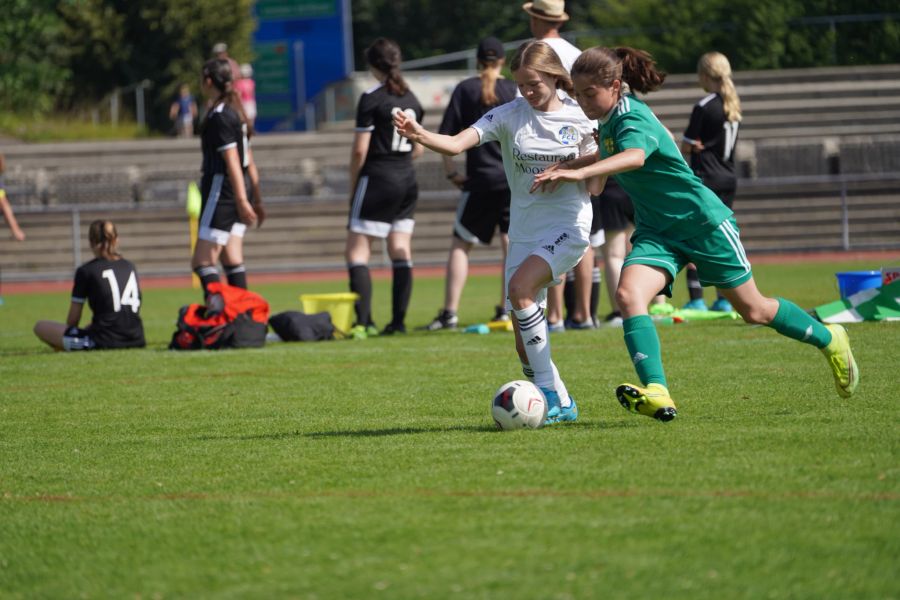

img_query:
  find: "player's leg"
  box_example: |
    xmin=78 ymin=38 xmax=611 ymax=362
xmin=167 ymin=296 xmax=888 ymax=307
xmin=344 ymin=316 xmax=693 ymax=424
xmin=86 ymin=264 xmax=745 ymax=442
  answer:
xmin=384 ymin=229 xmax=413 ymax=334
xmin=545 ymin=281 xmax=565 ymax=332
xmin=718 ymin=278 xmax=858 ymax=397
xmin=494 ymin=232 xmax=510 ymax=322
xmin=683 ymin=263 xmax=707 ymax=310
xmin=191 ymin=238 xmax=224 ymax=296
xmin=697 ymin=217 xmax=857 ymax=397
xmin=601 ymin=227 xmax=628 ymax=324
xmin=345 ymin=231 xmax=375 ymax=335
xmin=221 ymin=224 xmax=247 ymax=289
xmin=567 ymin=247 xmax=595 ymax=328
xmin=33 ymin=321 xmax=68 ymax=350
xmin=614 ymin=239 xmax=680 ymax=421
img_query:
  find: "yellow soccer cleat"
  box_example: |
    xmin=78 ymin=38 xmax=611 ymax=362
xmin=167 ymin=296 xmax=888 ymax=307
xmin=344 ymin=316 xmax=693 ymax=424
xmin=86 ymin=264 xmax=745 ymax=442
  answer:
xmin=822 ymin=324 xmax=859 ymax=398
xmin=616 ymin=382 xmax=677 ymax=422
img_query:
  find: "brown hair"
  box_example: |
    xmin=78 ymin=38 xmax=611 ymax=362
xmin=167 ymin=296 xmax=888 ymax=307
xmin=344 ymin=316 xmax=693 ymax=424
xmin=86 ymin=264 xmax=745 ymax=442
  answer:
xmin=201 ymin=58 xmax=253 ymax=136
xmin=510 ymin=41 xmax=574 ymax=96
xmin=89 ymin=219 xmax=119 ymax=259
xmin=571 ymin=46 xmax=666 ymax=95
xmin=698 ymin=51 xmax=742 ymax=122
xmin=365 ymin=38 xmax=409 ymax=96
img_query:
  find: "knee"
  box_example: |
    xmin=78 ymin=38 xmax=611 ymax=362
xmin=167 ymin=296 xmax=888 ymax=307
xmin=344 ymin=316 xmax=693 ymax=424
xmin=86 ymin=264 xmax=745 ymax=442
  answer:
xmin=737 ymin=304 xmax=772 ymax=325
xmin=507 ymin=279 xmax=533 ymax=310
xmin=614 ymin=285 xmax=638 ymax=312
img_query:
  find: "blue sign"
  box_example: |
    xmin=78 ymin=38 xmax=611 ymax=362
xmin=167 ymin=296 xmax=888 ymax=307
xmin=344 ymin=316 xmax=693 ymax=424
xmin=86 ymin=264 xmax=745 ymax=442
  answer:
xmin=253 ymin=0 xmax=353 ymax=132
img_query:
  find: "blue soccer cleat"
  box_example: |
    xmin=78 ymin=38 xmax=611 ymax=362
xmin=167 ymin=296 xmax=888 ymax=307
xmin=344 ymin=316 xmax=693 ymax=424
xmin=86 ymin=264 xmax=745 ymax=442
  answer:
xmin=540 ymin=387 xmax=578 ymax=425
xmin=710 ymin=297 xmax=733 ymax=312
xmin=682 ymin=298 xmax=708 ymax=311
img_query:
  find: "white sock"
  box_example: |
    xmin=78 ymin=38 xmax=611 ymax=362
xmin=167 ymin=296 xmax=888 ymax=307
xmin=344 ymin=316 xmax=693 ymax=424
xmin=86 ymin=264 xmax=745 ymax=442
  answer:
xmin=550 ymin=362 xmax=571 ymax=408
xmin=513 ymin=304 xmax=554 ymax=390
xmin=521 ymin=361 xmax=534 ymax=381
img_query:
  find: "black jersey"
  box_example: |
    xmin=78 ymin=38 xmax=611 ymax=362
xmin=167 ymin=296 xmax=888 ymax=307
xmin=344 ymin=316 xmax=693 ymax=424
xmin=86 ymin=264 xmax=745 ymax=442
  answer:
xmin=439 ymin=77 xmax=517 ymax=191
xmin=355 ymin=83 xmax=424 ymax=170
xmin=682 ymin=93 xmax=739 ymax=192
xmin=201 ymin=101 xmax=249 ymax=202
xmin=71 ymin=257 xmax=145 ymax=349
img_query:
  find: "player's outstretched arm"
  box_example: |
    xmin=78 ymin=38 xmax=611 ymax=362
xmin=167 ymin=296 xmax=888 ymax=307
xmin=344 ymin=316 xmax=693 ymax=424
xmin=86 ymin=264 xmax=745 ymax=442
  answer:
xmin=530 ymin=149 xmax=645 ymax=193
xmin=392 ymin=111 xmax=478 ymax=156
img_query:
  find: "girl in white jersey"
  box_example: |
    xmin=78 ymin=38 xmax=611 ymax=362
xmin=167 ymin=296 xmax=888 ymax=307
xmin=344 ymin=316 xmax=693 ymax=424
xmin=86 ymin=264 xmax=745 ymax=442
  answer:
xmin=394 ymin=41 xmax=603 ymax=424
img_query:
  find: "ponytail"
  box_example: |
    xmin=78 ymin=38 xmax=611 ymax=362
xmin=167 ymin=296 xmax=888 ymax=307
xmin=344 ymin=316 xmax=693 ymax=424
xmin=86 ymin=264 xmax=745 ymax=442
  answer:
xmin=615 ymin=47 xmax=666 ymax=94
xmin=88 ymin=219 xmax=119 ymax=259
xmin=478 ymin=59 xmax=502 ymax=107
xmin=366 ymin=38 xmax=409 ymax=96
xmin=698 ymin=51 xmax=742 ymax=122
xmin=201 ymin=58 xmax=254 ymax=136
xmin=573 ymin=46 xmax=665 ymax=96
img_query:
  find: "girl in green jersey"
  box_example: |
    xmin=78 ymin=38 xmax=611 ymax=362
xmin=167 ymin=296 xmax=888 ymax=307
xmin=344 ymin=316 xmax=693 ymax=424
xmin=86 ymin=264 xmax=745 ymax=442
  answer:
xmin=532 ymin=46 xmax=858 ymax=421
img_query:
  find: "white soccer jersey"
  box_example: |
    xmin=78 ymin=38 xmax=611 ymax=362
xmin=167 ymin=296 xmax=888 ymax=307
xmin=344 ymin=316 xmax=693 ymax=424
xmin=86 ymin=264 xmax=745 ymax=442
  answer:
xmin=472 ymin=93 xmax=597 ymax=243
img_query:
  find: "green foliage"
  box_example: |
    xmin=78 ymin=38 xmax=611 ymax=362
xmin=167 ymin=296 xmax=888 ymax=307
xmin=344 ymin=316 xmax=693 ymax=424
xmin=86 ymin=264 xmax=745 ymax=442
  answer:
xmin=0 ymin=262 xmax=897 ymax=597
xmin=0 ymin=0 xmax=69 ymax=114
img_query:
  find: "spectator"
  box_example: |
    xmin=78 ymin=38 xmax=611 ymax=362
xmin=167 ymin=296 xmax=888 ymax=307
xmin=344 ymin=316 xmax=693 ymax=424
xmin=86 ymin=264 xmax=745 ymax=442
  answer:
xmin=0 ymin=154 xmax=25 ymax=241
xmin=420 ymin=37 xmax=517 ymax=331
xmin=523 ymin=0 xmax=580 ymax=70
xmin=212 ymin=42 xmax=242 ymax=82
xmin=235 ymin=63 xmax=257 ymax=125
xmin=169 ymin=84 xmax=198 ymax=138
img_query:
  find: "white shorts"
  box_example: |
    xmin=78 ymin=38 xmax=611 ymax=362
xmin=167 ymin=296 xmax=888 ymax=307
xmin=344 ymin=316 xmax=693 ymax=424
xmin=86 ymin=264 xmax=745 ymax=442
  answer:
xmin=199 ymin=221 xmax=247 ymax=245
xmin=504 ymin=227 xmax=589 ymax=311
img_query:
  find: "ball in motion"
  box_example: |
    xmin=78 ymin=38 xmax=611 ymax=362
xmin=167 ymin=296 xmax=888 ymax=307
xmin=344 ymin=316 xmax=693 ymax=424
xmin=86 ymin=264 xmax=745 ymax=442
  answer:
xmin=492 ymin=380 xmax=547 ymax=430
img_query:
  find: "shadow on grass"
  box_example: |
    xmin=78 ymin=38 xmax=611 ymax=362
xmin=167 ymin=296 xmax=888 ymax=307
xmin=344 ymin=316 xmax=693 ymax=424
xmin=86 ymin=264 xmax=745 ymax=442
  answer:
xmin=194 ymin=419 xmax=631 ymax=442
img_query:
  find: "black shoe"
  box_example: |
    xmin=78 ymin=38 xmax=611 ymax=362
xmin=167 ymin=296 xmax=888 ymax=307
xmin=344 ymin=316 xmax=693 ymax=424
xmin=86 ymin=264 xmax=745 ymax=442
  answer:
xmin=491 ymin=305 xmax=510 ymax=323
xmin=418 ymin=310 xmax=458 ymax=331
xmin=381 ymin=322 xmax=407 ymax=335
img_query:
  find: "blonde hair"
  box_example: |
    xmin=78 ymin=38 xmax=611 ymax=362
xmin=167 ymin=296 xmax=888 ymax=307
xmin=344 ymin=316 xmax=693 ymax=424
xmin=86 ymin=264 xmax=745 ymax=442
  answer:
xmin=698 ymin=52 xmax=741 ymax=123
xmin=88 ymin=219 xmax=120 ymax=259
xmin=478 ymin=58 xmax=504 ymax=107
xmin=510 ymin=41 xmax=574 ymax=96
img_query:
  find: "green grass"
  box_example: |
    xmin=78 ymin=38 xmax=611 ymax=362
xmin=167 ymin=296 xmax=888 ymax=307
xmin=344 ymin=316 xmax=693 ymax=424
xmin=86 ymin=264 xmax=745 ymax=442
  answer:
xmin=0 ymin=113 xmax=150 ymax=143
xmin=1 ymin=260 xmax=898 ymax=599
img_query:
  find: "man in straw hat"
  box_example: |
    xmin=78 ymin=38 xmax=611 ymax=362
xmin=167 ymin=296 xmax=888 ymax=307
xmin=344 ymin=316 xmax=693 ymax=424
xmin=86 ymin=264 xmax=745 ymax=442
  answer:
xmin=522 ymin=0 xmax=580 ymax=71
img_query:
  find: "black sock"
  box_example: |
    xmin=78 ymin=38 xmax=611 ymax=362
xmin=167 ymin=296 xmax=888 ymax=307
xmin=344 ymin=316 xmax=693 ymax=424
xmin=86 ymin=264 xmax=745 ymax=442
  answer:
xmin=391 ymin=259 xmax=413 ymax=326
xmin=686 ymin=267 xmax=703 ymax=301
xmin=223 ymin=263 xmax=247 ymax=289
xmin=590 ymin=266 xmax=601 ymax=322
xmin=194 ymin=265 xmax=220 ymax=297
xmin=563 ymin=270 xmax=576 ymax=321
xmin=348 ymin=263 xmax=372 ymax=326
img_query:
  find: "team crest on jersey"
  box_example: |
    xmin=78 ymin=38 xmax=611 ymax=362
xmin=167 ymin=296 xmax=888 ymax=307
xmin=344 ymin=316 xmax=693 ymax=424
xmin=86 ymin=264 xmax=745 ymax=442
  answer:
xmin=603 ymin=137 xmax=615 ymax=155
xmin=557 ymin=125 xmax=578 ymax=146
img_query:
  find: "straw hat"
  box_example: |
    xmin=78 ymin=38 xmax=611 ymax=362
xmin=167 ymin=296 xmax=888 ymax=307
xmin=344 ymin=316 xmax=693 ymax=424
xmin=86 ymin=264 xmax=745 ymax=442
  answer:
xmin=522 ymin=0 xmax=569 ymax=22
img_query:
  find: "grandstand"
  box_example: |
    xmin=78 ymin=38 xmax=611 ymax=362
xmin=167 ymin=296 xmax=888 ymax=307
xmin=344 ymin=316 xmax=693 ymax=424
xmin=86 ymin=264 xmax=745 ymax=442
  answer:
xmin=1 ymin=64 xmax=898 ymax=281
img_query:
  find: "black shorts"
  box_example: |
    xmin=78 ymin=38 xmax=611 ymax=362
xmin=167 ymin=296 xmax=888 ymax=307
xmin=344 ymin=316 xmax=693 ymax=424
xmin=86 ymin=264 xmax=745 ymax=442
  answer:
xmin=712 ymin=186 xmax=736 ymax=209
xmin=349 ymin=169 xmax=418 ymax=238
xmin=199 ymin=173 xmax=249 ymax=245
xmin=599 ymin=178 xmax=635 ymax=232
xmin=452 ymin=187 xmax=510 ymax=245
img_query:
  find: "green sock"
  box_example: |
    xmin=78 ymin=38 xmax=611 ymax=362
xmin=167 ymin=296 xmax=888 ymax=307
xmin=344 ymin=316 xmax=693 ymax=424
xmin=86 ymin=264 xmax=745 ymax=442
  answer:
xmin=767 ymin=297 xmax=832 ymax=349
xmin=623 ymin=315 xmax=667 ymax=387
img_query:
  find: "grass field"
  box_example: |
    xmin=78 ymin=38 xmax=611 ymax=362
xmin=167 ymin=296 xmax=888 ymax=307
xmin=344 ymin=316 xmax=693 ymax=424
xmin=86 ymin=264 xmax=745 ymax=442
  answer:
xmin=1 ymin=260 xmax=898 ymax=598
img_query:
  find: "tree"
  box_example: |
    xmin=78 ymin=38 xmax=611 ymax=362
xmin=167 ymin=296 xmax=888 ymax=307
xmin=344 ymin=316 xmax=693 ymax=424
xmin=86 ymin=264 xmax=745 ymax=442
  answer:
xmin=0 ymin=0 xmax=68 ymax=114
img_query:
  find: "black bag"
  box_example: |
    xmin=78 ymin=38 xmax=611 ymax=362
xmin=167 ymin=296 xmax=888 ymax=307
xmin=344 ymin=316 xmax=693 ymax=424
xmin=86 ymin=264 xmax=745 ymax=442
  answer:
xmin=269 ymin=311 xmax=335 ymax=341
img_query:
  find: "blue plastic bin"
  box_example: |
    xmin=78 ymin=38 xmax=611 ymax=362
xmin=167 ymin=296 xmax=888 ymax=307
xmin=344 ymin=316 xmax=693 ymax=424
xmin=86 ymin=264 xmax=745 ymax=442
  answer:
xmin=835 ymin=271 xmax=882 ymax=298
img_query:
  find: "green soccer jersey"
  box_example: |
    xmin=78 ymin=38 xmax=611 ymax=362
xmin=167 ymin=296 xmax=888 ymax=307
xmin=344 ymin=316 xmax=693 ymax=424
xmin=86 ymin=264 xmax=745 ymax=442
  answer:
xmin=597 ymin=94 xmax=733 ymax=240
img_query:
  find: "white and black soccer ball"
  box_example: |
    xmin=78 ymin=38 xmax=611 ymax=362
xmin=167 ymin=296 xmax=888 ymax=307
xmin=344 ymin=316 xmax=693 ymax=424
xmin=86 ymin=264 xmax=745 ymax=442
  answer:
xmin=492 ymin=380 xmax=547 ymax=430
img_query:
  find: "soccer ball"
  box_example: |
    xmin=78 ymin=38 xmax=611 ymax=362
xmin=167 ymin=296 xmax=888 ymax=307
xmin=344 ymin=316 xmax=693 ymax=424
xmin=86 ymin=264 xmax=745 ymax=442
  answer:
xmin=492 ymin=380 xmax=547 ymax=430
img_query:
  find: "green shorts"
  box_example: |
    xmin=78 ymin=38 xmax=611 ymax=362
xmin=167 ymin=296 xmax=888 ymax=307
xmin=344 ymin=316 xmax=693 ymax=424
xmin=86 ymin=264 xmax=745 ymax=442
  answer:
xmin=623 ymin=217 xmax=753 ymax=296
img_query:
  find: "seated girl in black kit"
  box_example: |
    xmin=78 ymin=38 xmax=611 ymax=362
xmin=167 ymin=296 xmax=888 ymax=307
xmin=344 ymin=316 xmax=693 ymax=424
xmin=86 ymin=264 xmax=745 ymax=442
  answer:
xmin=34 ymin=220 xmax=145 ymax=351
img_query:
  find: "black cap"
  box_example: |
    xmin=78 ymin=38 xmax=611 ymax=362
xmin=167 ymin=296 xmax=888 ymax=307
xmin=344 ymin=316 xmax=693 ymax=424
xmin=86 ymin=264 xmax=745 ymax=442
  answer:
xmin=477 ymin=37 xmax=505 ymax=62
